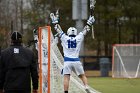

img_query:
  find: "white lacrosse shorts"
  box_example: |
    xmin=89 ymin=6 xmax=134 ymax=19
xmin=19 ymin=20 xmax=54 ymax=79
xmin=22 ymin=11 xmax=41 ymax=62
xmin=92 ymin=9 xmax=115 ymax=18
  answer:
xmin=63 ymin=61 xmax=85 ymax=76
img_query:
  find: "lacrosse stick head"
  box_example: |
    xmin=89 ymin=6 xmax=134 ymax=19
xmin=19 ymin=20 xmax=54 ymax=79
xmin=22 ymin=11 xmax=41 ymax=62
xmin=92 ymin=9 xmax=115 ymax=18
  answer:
xmin=90 ymin=0 xmax=96 ymax=9
xmin=55 ymin=9 xmax=59 ymax=18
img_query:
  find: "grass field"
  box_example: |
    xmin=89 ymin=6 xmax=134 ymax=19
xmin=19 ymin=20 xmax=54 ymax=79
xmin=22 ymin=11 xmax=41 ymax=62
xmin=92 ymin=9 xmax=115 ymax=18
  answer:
xmin=88 ymin=77 xmax=140 ymax=93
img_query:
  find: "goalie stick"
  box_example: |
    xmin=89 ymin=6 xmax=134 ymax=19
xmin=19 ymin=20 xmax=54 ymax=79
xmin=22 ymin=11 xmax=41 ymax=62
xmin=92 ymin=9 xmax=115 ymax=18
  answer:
xmin=90 ymin=0 xmax=96 ymax=39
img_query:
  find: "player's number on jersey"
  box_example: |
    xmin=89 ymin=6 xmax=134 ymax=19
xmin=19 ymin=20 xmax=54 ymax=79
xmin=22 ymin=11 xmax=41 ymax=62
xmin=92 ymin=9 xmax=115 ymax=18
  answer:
xmin=67 ymin=39 xmax=77 ymax=48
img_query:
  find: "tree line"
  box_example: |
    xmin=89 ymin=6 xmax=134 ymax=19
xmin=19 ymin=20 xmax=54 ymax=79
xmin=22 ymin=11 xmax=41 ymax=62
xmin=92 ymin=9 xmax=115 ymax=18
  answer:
xmin=0 ymin=0 xmax=140 ymax=56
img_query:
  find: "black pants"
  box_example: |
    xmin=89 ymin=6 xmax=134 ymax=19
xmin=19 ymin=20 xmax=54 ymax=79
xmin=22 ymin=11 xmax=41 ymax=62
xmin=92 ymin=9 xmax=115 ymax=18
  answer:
xmin=4 ymin=90 xmax=31 ymax=93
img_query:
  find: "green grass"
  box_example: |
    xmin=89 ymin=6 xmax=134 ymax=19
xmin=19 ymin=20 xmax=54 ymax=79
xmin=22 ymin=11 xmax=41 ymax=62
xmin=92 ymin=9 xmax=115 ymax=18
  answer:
xmin=88 ymin=77 xmax=140 ymax=93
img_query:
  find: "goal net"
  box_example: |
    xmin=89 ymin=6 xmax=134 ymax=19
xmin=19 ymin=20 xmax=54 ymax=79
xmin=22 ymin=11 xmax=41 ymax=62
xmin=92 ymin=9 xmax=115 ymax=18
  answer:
xmin=112 ymin=44 xmax=140 ymax=78
xmin=37 ymin=26 xmax=101 ymax=93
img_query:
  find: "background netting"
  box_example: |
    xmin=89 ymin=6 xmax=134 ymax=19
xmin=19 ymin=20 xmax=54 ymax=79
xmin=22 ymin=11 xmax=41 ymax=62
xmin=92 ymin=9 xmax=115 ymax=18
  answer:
xmin=112 ymin=44 xmax=140 ymax=78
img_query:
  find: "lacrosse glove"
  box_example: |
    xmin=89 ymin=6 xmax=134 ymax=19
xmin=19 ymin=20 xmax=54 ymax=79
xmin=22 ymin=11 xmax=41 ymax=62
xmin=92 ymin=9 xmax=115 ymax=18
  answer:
xmin=87 ymin=16 xmax=95 ymax=26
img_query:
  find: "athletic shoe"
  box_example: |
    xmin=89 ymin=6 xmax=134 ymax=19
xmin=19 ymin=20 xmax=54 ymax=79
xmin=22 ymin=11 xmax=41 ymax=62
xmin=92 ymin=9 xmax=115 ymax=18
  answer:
xmin=85 ymin=88 xmax=91 ymax=93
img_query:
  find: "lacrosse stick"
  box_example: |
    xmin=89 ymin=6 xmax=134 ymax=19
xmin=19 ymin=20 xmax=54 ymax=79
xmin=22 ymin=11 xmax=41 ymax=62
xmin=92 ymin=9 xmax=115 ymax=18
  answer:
xmin=90 ymin=0 xmax=96 ymax=39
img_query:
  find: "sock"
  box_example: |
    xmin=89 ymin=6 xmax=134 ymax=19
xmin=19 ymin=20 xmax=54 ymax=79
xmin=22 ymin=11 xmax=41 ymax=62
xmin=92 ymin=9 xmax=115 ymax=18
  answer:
xmin=85 ymin=85 xmax=88 ymax=89
xmin=64 ymin=91 xmax=68 ymax=93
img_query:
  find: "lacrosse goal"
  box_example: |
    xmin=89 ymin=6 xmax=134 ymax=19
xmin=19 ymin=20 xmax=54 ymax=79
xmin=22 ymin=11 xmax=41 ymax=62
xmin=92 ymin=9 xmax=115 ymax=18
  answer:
xmin=112 ymin=44 xmax=140 ymax=78
xmin=38 ymin=26 xmax=101 ymax=93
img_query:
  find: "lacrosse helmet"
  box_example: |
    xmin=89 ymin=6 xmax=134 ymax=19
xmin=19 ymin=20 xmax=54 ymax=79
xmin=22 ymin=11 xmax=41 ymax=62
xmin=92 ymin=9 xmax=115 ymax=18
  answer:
xmin=67 ymin=27 xmax=77 ymax=36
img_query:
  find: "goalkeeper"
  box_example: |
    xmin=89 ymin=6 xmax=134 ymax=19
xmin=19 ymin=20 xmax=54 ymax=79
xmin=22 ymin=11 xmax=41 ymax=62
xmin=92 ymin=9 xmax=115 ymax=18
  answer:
xmin=50 ymin=12 xmax=95 ymax=93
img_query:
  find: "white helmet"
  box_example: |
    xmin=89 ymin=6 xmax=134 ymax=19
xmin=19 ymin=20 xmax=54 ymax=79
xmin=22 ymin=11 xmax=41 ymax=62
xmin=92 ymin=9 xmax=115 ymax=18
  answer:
xmin=67 ymin=27 xmax=77 ymax=36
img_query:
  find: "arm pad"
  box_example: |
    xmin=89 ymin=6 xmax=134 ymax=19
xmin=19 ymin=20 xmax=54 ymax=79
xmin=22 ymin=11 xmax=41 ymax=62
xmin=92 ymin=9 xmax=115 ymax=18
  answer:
xmin=54 ymin=24 xmax=63 ymax=34
xmin=82 ymin=25 xmax=90 ymax=35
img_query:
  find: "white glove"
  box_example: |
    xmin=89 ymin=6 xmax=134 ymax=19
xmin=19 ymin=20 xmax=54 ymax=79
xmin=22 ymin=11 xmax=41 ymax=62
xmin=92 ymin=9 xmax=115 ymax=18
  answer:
xmin=50 ymin=13 xmax=59 ymax=24
xmin=87 ymin=16 xmax=95 ymax=26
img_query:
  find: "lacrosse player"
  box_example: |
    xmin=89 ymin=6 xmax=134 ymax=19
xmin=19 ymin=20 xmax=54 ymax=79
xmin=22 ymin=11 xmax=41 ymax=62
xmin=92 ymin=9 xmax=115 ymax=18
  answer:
xmin=50 ymin=12 xmax=95 ymax=93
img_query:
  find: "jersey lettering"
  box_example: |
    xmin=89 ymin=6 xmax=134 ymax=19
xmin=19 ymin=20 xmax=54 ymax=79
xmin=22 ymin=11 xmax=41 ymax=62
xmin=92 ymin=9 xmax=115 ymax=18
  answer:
xmin=67 ymin=39 xmax=77 ymax=48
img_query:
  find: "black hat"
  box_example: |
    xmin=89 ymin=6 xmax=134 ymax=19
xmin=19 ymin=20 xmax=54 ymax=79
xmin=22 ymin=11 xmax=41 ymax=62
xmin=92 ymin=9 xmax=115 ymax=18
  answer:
xmin=11 ymin=31 xmax=22 ymax=43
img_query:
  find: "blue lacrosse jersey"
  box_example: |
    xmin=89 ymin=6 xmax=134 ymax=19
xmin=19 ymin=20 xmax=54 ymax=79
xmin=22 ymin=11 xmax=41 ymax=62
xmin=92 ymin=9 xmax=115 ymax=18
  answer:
xmin=60 ymin=32 xmax=84 ymax=62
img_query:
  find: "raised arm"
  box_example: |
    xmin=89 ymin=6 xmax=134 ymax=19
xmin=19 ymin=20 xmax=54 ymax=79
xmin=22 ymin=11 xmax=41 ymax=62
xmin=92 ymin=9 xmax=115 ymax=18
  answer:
xmin=50 ymin=11 xmax=63 ymax=35
xmin=82 ymin=16 xmax=95 ymax=35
